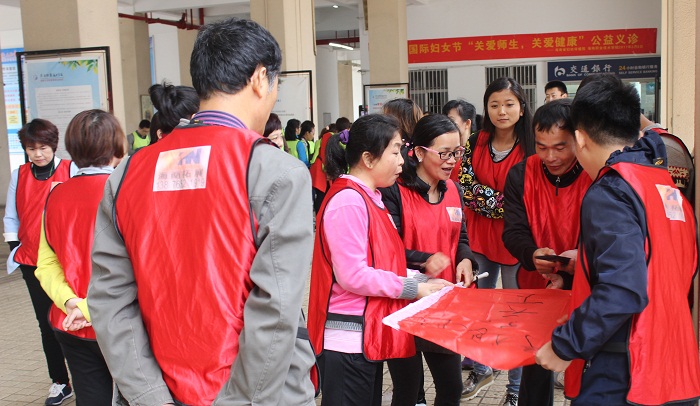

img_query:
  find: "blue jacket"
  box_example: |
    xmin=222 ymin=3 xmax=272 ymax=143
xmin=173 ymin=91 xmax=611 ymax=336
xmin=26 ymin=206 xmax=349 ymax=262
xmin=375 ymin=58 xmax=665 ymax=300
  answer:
xmin=552 ymin=131 xmax=668 ymax=361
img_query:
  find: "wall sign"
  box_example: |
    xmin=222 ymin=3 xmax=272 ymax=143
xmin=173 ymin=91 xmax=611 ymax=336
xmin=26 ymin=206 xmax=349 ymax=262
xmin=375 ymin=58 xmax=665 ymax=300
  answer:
xmin=547 ymin=56 xmax=660 ymax=81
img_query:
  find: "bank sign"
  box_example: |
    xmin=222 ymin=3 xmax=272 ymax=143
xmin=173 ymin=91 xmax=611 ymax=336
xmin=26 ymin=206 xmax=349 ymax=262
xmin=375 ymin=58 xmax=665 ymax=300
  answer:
xmin=547 ymin=57 xmax=660 ymax=81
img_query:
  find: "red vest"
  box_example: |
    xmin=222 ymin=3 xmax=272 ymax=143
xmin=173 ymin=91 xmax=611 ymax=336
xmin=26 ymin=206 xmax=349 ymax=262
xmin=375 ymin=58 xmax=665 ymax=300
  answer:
xmin=565 ymin=162 xmax=700 ymax=405
xmin=518 ymin=156 xmax=590 ymax=289
xmin=115 ymin=125 xmax=261 ymax=405
xmin=44 ymin=174 xmax=109 ymax=340
xmin=15 ymin=160 xmax=72 ymax=266
xmin=310 ymin=132 xmax=331 ymax=192
xmin=467 ymin=130 xmax=523 ymax=265
xmin=308 ymin=177 xmax=415 ymax=361
xmin=398 ymin=181 xmax=461 ymax=283
xmin=449 ymin=157 xmax=463 ymax=183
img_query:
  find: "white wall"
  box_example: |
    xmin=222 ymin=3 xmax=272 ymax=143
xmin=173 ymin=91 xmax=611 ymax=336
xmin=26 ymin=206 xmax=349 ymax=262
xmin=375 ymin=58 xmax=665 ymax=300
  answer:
xmin=316 ymin=45 xmax=341 ymax=124
xmin=406 ymin=0 xmax=662 ymax=112
xmin=148 ymin=23 xmax=182 ymax=85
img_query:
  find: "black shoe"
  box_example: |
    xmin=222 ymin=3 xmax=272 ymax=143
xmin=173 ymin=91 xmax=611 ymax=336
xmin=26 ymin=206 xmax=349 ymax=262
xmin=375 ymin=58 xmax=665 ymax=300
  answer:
xmin=45 ymin=383 xmax=73 ymax=406
xmin=503 ymin=392 xmax=518 ymax=406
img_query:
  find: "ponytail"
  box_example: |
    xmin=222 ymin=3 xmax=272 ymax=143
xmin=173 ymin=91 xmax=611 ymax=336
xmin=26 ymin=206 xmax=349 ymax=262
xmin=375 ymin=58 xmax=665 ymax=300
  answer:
xmin=324 ymin=134 xmax=348 ymax=180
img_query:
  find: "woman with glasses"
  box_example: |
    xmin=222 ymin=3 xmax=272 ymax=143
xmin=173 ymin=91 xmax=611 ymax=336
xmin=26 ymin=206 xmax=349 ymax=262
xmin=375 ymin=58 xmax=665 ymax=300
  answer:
xmin=381 ymin=114 xmax=477 ymax=406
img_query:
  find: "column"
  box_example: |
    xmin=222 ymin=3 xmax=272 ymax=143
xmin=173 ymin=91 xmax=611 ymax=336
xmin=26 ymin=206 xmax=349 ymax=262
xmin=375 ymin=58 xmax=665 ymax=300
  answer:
xmin=250 ymin=0 xmax=319 ymax=127
xmin=367 ymin=0 xmax=408 ymax=85
xmin=20 ymin=0 xmax=127 ymax=129
xmin=178 ymin=29 xmax=198 ymax=87
xmin=120 ymin=15 xmax=152 ymax=132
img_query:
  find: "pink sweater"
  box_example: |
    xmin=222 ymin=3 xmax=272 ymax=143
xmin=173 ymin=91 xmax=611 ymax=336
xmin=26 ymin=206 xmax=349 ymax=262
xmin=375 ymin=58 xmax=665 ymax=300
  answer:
xmin=323 ymin=175 xmax=405 ymax=353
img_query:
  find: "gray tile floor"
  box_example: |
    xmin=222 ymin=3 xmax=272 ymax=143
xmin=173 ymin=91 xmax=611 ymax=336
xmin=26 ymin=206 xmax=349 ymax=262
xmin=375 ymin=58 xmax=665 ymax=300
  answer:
xmin=0 ymin=238 xmax=572 ymax=406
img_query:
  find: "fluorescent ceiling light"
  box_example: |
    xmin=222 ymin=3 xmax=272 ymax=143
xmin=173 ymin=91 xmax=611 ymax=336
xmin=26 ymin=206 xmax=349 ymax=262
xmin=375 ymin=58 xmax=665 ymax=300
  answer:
xmin=329 ymin=42 xmax=353 ymax=50
xmin=332 ymin=4 xmax=339 ymax=8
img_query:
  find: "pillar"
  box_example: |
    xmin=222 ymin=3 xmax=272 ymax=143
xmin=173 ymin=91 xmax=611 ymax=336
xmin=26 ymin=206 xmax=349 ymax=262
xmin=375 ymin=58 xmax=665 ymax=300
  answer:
xmin=19 ymin=0 xmax=127 ymax=132
xmin=250 ymin=0 xmax=319 ymax=127
xmin=0 ymin=37 xmax=12 ymax=204
xmin=120 ymin=15 xmax=152 ymax=132
xmin=178 ymin=29 xmax=198 ymax=87
xmin=367 ymin=0 xmax=408 ymax=85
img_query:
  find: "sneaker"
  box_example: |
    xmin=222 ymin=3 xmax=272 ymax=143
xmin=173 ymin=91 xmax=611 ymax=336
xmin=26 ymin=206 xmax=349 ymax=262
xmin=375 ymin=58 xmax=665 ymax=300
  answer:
xmin=461 ymin=357 xmax=475 ymax=370
xmin=45 ymin=383 xmax=73 ymax=406
xmin=461 ymin=368 xmax=494 ymax=400
xmin=554 ymin=371 xmax=565 ymax=389
xmin=503 ymin=392 xmax=518 ymax=406
xmin=415 ymin=395 xmax=427 ymax=406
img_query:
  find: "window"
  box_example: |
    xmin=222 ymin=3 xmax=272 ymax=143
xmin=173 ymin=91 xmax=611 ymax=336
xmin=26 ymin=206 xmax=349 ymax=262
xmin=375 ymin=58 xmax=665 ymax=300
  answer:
xmin=485 ymin=65 xmax=537 ymax=112
xmin=409 ymin=69 xmax=448 ymax=114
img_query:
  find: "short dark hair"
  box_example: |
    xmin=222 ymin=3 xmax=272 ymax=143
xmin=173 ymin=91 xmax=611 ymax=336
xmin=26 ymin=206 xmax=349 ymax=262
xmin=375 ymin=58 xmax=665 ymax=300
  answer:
xmin=190 ymin=18 xmax=282 ymax=100
xmin=442 ymin=99 xmax=476 ymax=133
xmin=285 ymin=119 xmax=301 ymax=141
xmin=263 ymin=113 xmax=282 ymax=138
xmin=544 ymin=81 xmax=568 ymax=95
xmin=571 ymin=73 xmax=640 ymax=146
xmin=149 ymin=82 xmax=199 ymax=134
xmin=138 ymin=119 xmax=150 ymax=129
xmin=65 ymin=110 xmax=126 ymax=168
xmin=18 ymin=119 xmax=59 ymax=151
xmin=382 ymin=98 xmax=423 ymax=141
xmin=335 ymin=117 xmax=351 ymax=132
xmin=482 ymin=77 xmax=535 ymax=156
xmin=300 ymin=120 xmax=315 ymax=136
xmin=401 ymin=114 xmax=460 ymax=189
xmin=325 ymin=114 xmax=399 ymax=180
xmin=533 ymin=99 xmax=574 ymax=135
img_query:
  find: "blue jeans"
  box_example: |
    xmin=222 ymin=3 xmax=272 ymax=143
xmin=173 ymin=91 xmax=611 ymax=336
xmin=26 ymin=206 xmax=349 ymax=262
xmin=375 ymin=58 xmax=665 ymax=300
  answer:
xmin=472 ymin=253 xmax=522 ymax=394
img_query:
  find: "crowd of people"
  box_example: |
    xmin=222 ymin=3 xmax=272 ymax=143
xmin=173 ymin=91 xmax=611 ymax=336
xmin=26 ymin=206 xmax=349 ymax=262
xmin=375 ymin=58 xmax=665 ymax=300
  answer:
xmin=3 ymin=16 xmax=699 ymax=406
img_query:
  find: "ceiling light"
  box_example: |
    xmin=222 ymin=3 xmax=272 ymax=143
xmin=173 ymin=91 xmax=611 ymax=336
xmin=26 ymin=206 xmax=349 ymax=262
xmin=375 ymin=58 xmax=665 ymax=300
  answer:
xmin=332 ymin=4 xmax=339 ymax=8
xmin=329 ymin=42 xmax=353 ymax=50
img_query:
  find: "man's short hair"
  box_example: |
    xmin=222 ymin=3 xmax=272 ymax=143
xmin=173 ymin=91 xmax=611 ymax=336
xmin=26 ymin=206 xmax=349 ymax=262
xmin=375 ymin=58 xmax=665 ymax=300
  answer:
xmin=544 ymin=81 xmax=568 ymax=95
xmin=335 ymin=117 xmax=351 ymax=132
xmin=190 ymin=18 xmax=282 ymax=100
xmin=138 ymin=119 xmax=150 ymax=129
xmin=571 ymin=73 xmax=640 ymax=146
xmin=533 ymin=99 xmax=574 ymax=135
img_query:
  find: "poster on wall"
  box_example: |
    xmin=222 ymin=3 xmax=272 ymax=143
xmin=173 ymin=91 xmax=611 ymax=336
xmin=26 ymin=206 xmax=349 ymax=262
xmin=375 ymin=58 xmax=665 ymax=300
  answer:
xmin=364 ymin=83 xmax=409 ymax=114
xmin=18 ymin=47 xmax=112 ymax=159
xmin=1 ymin=47 xmax=25 ymax=170
xmin=272 ymin=70 xmax=312 ymax=127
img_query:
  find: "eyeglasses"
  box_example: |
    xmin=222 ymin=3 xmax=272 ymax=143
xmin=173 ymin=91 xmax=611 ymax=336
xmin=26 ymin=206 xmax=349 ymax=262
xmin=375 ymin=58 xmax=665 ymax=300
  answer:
xmin=418 ymin=146 xmax=465 ymax=161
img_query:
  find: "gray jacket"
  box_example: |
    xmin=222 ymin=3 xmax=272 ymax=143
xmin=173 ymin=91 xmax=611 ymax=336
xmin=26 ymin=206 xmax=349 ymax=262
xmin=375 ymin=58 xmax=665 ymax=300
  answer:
xmin=88 ymin=141 xmax=316 ymax=406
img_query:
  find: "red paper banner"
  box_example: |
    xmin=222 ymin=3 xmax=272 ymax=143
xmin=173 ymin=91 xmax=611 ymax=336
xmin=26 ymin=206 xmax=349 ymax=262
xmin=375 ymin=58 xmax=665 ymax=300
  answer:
xmin=391 ymin=288 xmax=571 ymax=370
xmin=408 ymin=28 xmax=657 ymax=63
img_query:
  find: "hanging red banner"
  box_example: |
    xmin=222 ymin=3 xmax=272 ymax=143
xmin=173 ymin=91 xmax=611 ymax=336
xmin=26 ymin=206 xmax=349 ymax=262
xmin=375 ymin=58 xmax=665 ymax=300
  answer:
xmin=408 ymin=28 xmax=657 ymax=63
xmin=384 ymin=287 xmax=571 ymax=370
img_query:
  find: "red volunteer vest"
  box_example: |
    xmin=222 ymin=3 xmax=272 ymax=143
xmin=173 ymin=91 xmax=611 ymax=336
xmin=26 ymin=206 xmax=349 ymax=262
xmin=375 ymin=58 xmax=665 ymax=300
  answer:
xmin=467 ymin=130 xmax=523 ymax=265
xmin=310 ymin=132 xmax=331 ymax=192
xmin=14 ymin=160 xmax=72 ymax=266
xmin=115 ymin=125 xmax=261 ymax=406
xmin=565 ymin=162 xmax=700 ymax=405
xmin=44 ymin=174 xmax=109 ymax=340
xmin=308 ymin=177 xmax=415 ymax=361
xmin=518 ymin=156 xmax=590 ymax=289
xmin=398 ymin=181 xmax=461 ymax=283
xmin=449 ymin=157 xmax=463 ymax=183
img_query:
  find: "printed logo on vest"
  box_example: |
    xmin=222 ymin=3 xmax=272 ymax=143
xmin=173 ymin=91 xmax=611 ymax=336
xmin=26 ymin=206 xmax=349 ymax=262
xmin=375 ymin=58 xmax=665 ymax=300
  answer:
xmin=153 ymin=146 xmax=211 ymax=192
xmin=655 ymin=184 xmax=685 ymax=222
xmin=446 ymin=207 xmax=463 ymax=222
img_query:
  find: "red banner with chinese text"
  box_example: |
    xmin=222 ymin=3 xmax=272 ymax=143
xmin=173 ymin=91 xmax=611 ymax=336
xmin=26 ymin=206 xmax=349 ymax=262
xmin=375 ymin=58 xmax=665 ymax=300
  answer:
xmin=384 ymin=287 xmax=571 ymax=370
xmin=408 ymin=28 xmax=657 ymax=63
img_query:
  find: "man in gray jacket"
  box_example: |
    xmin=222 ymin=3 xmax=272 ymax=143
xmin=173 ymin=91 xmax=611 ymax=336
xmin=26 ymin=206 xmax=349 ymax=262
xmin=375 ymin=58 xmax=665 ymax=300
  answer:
xmin=88 ymin=18 xmax=316 ymax=406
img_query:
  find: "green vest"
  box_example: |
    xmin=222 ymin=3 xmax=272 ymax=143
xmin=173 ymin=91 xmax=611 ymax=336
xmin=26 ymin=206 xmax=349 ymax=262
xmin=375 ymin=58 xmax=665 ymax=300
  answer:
xmin=132 ymin=131 xmax=151 ymax=151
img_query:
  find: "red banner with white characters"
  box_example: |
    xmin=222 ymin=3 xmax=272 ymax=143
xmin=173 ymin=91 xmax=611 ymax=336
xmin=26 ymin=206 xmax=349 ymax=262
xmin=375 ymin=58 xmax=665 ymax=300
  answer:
xmin=408 ymin=28 xmax=657 ymax=63
xmin=384 ymin=287 xmax=571 ymax=370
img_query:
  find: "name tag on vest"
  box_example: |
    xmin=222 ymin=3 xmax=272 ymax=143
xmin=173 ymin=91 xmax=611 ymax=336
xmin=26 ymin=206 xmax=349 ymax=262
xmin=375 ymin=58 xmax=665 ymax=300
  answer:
xmin=655 ymin=184 xmax=685 ymax=222
xmin=446 ymin=207 xmax=462 ymax=222
xmin=153 ymin=146 xmax=211 ymax=192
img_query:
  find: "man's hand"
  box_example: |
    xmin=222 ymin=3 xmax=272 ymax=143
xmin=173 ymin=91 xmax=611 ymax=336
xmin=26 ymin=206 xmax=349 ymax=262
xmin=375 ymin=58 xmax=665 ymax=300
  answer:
xmin=536 ymin=341 xmax=571 ymax=372
xmin=455 ymin=259 xmax=474 ymax=286
xmin=542 ymin=273 xmax=564 ymax=289
xmin=422 ymin=252 xmax=450 ymax=277
xmin=532 ymin=247 xmax=557 ymax=274
xmin=557 ymin=249 xmax=577 ymax=274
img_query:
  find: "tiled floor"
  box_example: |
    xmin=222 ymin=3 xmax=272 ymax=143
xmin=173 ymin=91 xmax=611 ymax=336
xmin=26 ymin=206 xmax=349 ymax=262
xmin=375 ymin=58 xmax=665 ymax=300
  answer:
xmin=0 ymin=238 xmax=572 ymax=406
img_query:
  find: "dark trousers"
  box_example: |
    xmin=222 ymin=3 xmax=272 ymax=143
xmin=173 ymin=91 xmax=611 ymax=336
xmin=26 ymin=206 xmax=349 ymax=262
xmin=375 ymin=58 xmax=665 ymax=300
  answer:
xmin=518 ymin=364 xmax=553 ymax=406
xmin=387 ymin=351 xmax=463 ymax=406
xmin=20 ymin=265 xmax=70 ymax=385
xmin=313 ymin=188 xmax=326 ymax=214
xmin=54 ymin=331 xmax=113 ymax=405
xmin=318 ymin=350 xmax=383 ymax=406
